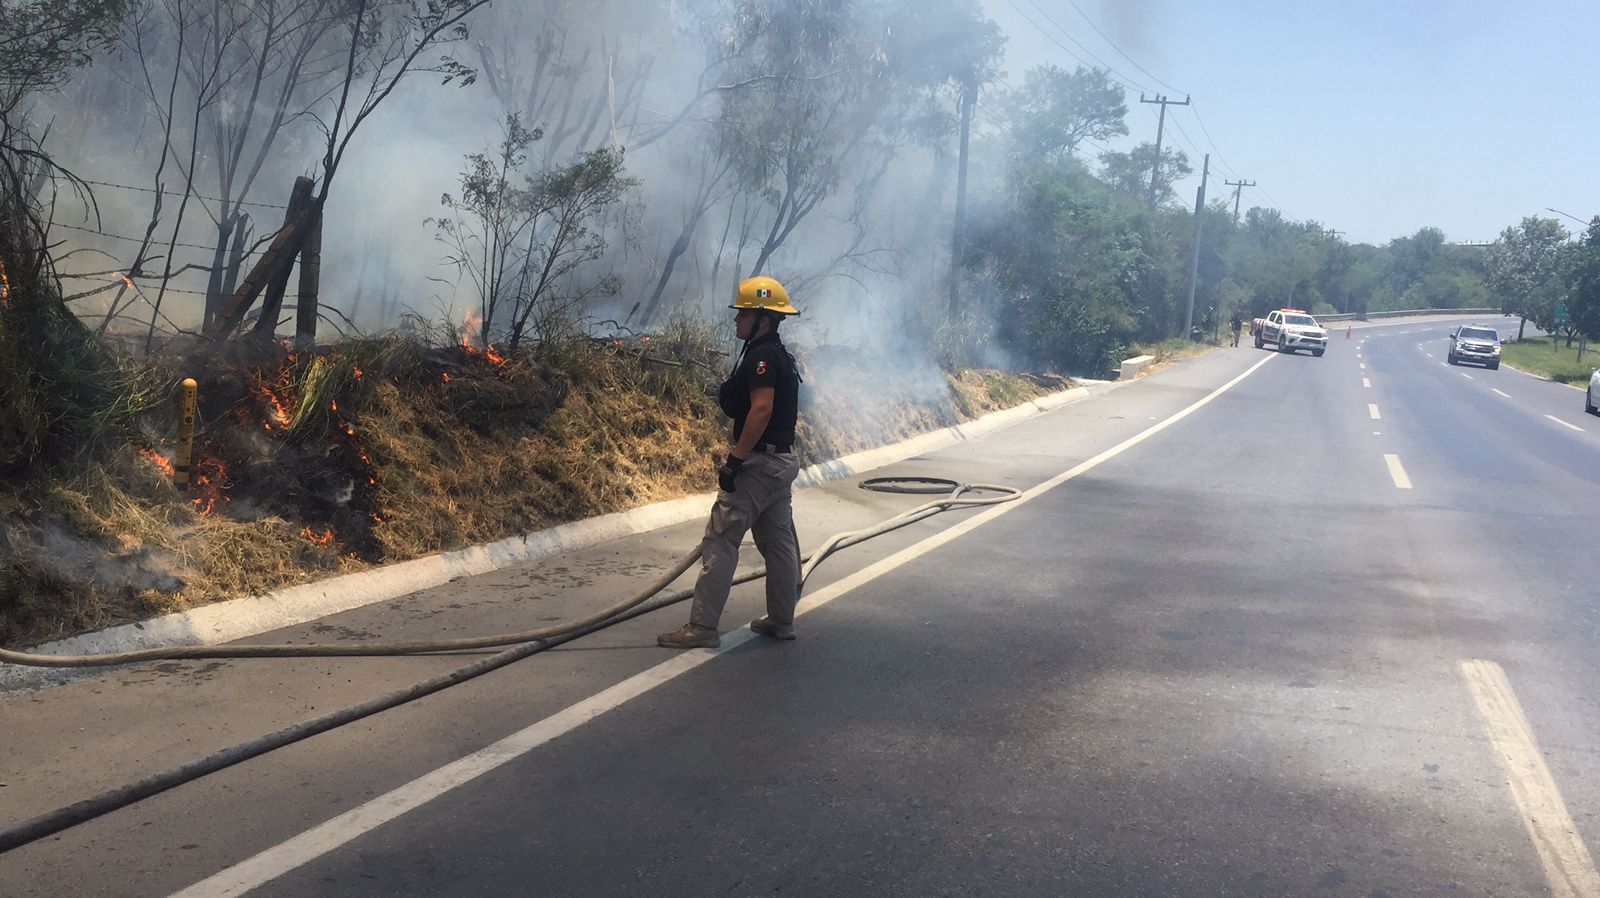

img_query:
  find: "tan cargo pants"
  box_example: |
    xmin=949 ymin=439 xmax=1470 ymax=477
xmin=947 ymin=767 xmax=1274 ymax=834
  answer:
xmin=688 ymin=451 xmax=803 ymax=629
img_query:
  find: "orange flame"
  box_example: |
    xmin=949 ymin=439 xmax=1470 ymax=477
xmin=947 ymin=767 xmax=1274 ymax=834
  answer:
xmin=352 ymin=367 xmax=364 ymax=379
xmin=300 ymin=526 xmax=335 ymax=547
xmin=188 ymin=458 xmax=227 ymax=516
xmin=459 ymin=310 xmax=506 ymax=366
xmin=254 ymin=380 xmax=292 ymax=431
xmin=441 ymin=372 xmax=451 ymax=383
xmin=138 ymin=447 xmax=175 ymax=478
xmin=460 ymin=309 xmax=482 ymax=350
xmin=0 ymin=258 xmax=10 ymax=309
xmin=121 ymin=274 xmax=135 ymax=290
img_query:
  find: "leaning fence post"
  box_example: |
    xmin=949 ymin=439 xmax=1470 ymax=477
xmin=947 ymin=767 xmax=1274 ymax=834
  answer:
xmin=294 ymin=202 xmax=323 ymax=350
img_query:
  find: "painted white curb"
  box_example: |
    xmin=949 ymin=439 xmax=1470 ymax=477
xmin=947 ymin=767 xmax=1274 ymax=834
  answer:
xmin=3 ymin=382 xmax=1108 ymax=688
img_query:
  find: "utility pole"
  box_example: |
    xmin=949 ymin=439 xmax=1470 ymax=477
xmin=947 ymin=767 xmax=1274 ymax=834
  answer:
xmin=1225 ymin=178 xmax=1256 ymax=225
xmin=1140 ymin=93 xmax=1190 ymax=210
xmin=948 ymin=76 xmax=977 ymax=319
xmin=1184 ymin=153 xmax=1211 ymax=338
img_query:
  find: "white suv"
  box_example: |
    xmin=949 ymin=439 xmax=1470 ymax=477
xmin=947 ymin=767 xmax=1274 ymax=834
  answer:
xmin=1587 ymin=368 xmax=1599 ymax=415
xmin=1447 ymin=325 xmax=1501 ymax=369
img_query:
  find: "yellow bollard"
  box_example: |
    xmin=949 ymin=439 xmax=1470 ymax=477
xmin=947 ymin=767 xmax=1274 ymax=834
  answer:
xmin=174 ymin=378 xmax=198 ymax=491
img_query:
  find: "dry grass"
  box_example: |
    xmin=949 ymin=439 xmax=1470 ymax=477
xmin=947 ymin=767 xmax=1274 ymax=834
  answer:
xmin=0 ymin=325 xmax=1074 ymax=648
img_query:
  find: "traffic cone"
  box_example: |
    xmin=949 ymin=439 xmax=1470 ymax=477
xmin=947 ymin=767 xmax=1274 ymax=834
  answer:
xmin=1345 ymin=326 xmax=1352 ymax=340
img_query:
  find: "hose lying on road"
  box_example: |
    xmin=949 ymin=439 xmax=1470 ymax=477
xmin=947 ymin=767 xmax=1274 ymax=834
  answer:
xmin=0 ymin=479 xmax=1016 ymax=668
xmin=0 ymin=478 xmax=1017 ymax=855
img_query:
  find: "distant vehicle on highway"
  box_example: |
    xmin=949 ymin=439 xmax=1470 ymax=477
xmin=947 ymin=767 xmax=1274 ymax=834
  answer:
xmin=1253 ymin=309 xmax=1328 ymax=356
xmin=1587 ymin=368 xmax=1600 ymax=415
xmin=1446 ymin=325 xmax=1501 ymax=369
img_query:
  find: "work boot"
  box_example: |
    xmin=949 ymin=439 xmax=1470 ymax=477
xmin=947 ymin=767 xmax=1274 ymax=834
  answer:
xmin=749 ymin=616 xmax=796 ymax=640
xmin=657 ymin=623 xmax=720 ymax=649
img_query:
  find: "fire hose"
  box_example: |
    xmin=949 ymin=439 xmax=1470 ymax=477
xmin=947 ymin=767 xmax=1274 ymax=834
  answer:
xmin=0 ymin=477 xmax=1019 ymax=854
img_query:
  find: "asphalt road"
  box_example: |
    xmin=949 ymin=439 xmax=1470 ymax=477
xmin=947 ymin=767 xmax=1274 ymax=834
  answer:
xmin=3 ymin=316 xmax=1597 ymax=897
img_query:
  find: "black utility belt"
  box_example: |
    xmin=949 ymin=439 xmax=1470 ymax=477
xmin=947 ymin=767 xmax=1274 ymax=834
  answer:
xmin=753 ymin=442 xmax=793 ymax=454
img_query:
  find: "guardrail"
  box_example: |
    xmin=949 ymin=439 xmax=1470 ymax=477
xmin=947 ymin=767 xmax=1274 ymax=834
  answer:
xmin=1316 ymin=308 xmax=1503 ymax=323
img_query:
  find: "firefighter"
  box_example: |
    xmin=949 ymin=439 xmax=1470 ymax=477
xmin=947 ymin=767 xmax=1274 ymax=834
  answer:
xmin=657 ymin=276 xmax=804 ymax=649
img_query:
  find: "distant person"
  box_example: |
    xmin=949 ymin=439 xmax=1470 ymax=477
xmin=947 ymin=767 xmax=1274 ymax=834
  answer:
xmin=1229 ymin=311 xmax=1243 ymax=347
xmin=658 ymin=277 xmax=804 ymax=649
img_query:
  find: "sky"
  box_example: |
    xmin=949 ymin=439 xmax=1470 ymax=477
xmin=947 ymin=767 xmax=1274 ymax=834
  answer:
xmin=978 ymin=0 xmax=1600 ymax=245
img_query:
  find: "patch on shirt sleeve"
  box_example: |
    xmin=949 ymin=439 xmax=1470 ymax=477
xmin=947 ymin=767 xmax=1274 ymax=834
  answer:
xmin=755 ymin=359 xmax=768 ymax=376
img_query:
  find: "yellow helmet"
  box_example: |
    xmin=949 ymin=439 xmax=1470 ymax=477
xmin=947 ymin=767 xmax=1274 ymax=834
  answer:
xmin=732 ymin=276 xmax=800 ymax=316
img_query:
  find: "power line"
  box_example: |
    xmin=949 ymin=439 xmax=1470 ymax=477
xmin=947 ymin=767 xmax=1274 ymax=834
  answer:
xmin=1001 ymin=0 xmax=1146 ymax=94
xmin=1224 ymin=178 xmax=1256 ymax=224
xmin=1022 ymin=0 xmax=1157 ymax=95
xmin=1187 ymin=103 xmax=1240 ymax=179
xmin=1140 ymin=94 xmax=1190 ymax=209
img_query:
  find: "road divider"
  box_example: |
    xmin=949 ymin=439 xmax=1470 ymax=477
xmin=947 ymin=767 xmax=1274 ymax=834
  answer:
xmin=1368 ymin=404 xmax=1381 ymax=420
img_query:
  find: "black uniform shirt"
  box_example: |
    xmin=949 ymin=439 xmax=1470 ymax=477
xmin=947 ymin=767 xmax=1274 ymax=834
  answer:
xmin=720 ymin=332 xmax=799 ymax=449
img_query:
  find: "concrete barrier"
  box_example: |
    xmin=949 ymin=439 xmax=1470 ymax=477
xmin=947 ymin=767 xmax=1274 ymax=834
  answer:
xmin=1119 ymin=355 xmax=1155 ymax=379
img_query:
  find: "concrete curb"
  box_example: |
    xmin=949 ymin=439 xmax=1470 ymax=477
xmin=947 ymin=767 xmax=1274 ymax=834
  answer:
xmin=4 ymin=381 xmax=1108 ymax=685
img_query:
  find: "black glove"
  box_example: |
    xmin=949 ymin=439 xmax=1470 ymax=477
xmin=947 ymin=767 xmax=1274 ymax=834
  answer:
xmin=717 ymin=453 xmax=744 ymax=493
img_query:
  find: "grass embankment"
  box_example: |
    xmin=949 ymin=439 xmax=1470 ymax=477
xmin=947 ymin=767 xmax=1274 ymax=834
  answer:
xmin=1499 ymin=336 xmax=1599 ymax=384
xmin=0 ymin=327 xmax=1073 ymax=648
xmin=1131 ymin=337 xmax=1221 ymax=375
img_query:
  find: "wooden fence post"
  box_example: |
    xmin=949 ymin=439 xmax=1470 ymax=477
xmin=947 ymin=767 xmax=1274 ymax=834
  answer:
xmin=252 ymin=177 xmax=314 ymax=340
xmin=294 ymin=202 xmax=323 ymax=350
xmin=207 ymin=180 xmax=317 ymax=339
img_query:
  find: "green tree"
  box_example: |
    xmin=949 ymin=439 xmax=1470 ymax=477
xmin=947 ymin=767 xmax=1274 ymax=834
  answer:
xmin=1485 ymin=216 xmax=1568 ymax=340
xmin=1 ymin=0 xmax=138 ymax=470
xmin=1005 ymin=64 xmax=1127 ymax=163
xmin=1567 ymin=218 xmax=1600 ymax=344
xmin=1099 ymin=142 xmax=1189 ymax=207
xmin=965 ymin=157 xmax=1141 ymax=373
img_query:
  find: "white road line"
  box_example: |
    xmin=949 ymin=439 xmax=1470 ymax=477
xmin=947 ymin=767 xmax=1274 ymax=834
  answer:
xmin=165 ymin=357 xmax=1284 ymax=898
xmin=1359 ymin=362 xmax=1366 ymax=370
xmin=1362 ymin=377 xmax=1372 ymax=389
xmin=1460 ymin=372 xmax=1474 ymax=380
xmin=1492 ymin=388 xmax=1511 ymax=399
xmin=1383 ymin=454 xmax=1412 ymax=490
xmin=1460 ymin=659 xmax=1600 ymax=898
xmin=1545 ymin=414 xmax=1586 ymax=433
xmin=1368 ymin=404 xmax=1381 ymax=420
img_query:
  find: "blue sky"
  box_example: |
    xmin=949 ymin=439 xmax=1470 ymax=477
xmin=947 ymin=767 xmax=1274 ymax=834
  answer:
xmin=979 ymin=0 xmax=1600 ymax=245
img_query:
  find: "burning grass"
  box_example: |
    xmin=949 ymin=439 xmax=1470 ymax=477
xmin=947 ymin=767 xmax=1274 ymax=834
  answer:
xmin=0 ymin=315 xmax=1073 ymax=648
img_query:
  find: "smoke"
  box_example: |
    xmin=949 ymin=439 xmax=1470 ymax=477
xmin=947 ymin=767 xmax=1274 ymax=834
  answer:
xmin=1090 ymin=0 xmax=1163 ymax=56
xmin=31 ymin=0 xmax=1025 ymax=414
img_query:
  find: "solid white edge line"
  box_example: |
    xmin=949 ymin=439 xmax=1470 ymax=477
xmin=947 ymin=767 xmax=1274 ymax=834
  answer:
xmin=1368 ymin=404 xmax=1381 ymax=420
xmin=1545 ymin=415 xmax=1586 ymax=433
xmin=167 ymin=355 xmax=1284 ymax=898
xmin=1383 ymin=454 xmax=1413 ymax=490
xmin=1492 ymin=388 xmax=1511 ymax=399
xmin=1460 ymin=659 xmax=1600 ymax=898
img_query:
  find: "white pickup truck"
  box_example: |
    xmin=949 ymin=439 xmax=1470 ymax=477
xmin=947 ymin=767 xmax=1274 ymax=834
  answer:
xmin=1252 ymin=308 xmax=1328 ymax=357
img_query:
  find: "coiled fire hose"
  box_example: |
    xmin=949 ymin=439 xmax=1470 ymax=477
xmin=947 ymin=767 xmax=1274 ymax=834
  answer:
xmin=0 ymin=478 xmax=1018 ymax=854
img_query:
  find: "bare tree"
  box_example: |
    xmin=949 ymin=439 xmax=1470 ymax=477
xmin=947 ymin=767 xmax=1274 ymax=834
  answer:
xmin=206 ymin=0 xmax=491 ymax=339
